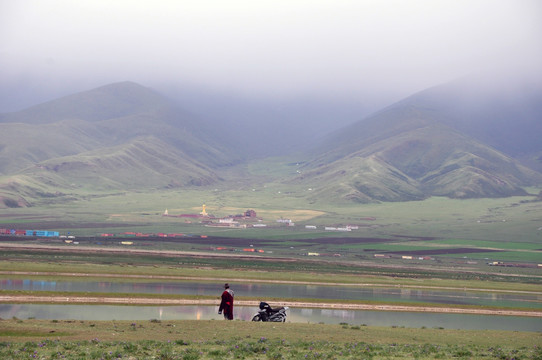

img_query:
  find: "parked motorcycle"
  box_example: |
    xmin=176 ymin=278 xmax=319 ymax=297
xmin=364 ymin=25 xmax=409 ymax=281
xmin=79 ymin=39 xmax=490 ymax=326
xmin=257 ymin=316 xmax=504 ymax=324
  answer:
xmin=251 ymin=301 xmax=289 ymax=322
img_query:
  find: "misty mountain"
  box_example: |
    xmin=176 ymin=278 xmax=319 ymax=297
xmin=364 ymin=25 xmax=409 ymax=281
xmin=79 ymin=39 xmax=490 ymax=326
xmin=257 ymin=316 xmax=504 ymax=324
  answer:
xmin=0 ymin=81 xmax=174 ymax=124
xmin=393 ymin=74 xmax=542 ymax=168
xmin=0 ymin=82 xmax=242 ymax=174
xmin=294 ymin=76 xmax=542 ymax=202
xmin=29 ymin=136 xmax=222 ymax=187
xmin=1 ymin=78 xmax=541 ymax=207
xmin=159 ymin=84 xmax=379 ymax=158
xmin=0 ymin=82 xmax=243 ymax=207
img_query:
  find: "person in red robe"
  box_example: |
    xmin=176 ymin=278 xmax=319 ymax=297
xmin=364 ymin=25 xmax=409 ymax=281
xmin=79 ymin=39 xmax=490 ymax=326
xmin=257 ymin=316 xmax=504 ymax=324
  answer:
xmin=218 ymin=283 xmax=234 ymax=320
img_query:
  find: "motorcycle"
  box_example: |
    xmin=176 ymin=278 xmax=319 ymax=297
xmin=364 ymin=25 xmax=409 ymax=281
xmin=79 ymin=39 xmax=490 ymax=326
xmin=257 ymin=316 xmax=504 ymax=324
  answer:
xmin=251 ymin=301 xmax=289 ymax=322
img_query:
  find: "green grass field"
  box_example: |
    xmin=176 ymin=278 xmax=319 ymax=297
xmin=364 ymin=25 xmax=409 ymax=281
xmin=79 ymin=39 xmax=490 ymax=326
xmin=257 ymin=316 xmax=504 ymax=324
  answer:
xmin=2 ymin=186 xmax=542 ymax=240
xmin=1 ymin=215 xmax=541 ymax=360
xmin=1 ymin=319 xmax=541 ymax=359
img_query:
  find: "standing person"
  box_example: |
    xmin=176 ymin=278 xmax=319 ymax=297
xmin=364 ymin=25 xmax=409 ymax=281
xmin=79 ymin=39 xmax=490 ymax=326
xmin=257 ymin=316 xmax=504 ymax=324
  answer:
xmin=218 ymin=283 xmax=234 ymax=320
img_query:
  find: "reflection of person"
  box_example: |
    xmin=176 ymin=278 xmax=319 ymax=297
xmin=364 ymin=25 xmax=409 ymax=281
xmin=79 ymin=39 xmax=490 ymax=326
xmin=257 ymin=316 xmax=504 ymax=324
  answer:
xmin=218 ymin=283 xmax=234 ymax=320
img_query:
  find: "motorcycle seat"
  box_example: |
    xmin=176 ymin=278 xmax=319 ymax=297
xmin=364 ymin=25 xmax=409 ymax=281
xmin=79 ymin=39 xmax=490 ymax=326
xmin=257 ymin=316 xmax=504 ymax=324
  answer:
xmin=266 ymin=306 xmax=285 ymax=314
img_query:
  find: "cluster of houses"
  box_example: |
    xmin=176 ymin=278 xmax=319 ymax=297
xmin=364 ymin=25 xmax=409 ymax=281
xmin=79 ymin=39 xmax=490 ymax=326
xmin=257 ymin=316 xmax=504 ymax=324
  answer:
xmin=204 ymin=209 xmax=261 ymax=228
xmin=164 ymin=207 xmax=263 ymax=228
xmin=374 ymin=254 xmax=434 ymax=261
xmin=162 ymin=205 xmax=365 ymax=232
xmin=0 ymin=228 xmax=60 ymax=237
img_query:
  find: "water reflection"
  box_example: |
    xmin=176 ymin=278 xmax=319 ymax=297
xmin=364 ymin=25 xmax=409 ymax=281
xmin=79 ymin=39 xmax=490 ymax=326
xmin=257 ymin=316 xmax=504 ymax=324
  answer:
xmin=1 ymin=279 xmax=541 ymax=309
xmin=0 ymin=304 xmax=540 ymax=332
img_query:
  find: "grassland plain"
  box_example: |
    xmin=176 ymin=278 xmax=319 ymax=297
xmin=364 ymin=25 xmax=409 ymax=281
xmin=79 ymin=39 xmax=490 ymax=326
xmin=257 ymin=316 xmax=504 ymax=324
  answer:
xmin=1 ymin=319 xmax=541 ymax=359
xmin=1 ymin=249 xmax=542 ymax=359
xmin=1 ymin=251 xmax=542 ymax=315
xmin=1 ymin=244 xmax=541 ymax=287
xmin=0 ymin=256 xmax=540 ymax=291
xmin=1 ymin=186 xmax=542 ymax=358
xmin=2 ymin=177 xmax=541 ymax=241
xmin=0 ymin=187 xmax=542 ymax=255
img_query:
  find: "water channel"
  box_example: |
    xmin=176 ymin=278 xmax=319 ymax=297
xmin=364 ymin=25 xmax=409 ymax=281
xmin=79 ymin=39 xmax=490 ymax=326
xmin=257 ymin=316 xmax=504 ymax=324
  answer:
xmin=1 ymin=304 xmax=541 ymax=331
xmin=2 ymin=279 xmax=542 ymax=309
xmin=2 ymin=279 xmax=541 ymax=331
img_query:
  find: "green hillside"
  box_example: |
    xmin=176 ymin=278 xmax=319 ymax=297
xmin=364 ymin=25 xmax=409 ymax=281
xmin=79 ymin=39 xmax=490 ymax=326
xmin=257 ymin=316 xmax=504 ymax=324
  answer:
xmin=91 ymin=110 xmax=238 ymax=168
xmin=0 ymin=82 xmax=242 ymax=208
xmin=0 ymin=137 xmax=225 ymax=209
xmin=1 ymin=80 xmax=541 ymax=207
xmin=0 ymin=81 xmax=170 ymax=124
xmin=393 ymin=75 xmax=542 ymax=162
xmin=296 ymin=107 xmax=541 ymax=202
xmin=291 ymin=155 xmax=425 ymax=203
xmin=0 ymin=119 xmax=106 ymax=174
xmin=0 ymin=171 xmax=75 ymax=208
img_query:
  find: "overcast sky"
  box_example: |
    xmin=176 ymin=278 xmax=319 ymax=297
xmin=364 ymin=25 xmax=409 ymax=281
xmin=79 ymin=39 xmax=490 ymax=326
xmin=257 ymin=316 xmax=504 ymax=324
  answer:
xmin=1 ymin=0 xmax=541 ymax=110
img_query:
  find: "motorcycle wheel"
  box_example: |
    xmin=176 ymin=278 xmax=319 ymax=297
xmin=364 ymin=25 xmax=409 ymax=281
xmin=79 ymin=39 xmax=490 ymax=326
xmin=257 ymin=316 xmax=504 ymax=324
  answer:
xmin=251 ymin=314 xmax=261 ymax=322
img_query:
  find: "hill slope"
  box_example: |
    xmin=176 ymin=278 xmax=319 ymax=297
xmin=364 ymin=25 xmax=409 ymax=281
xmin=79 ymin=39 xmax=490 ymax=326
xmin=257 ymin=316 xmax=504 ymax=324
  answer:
xmin=0 ymin=82 xmax=239 ymax=207
xmin=0 ymin=82 xmax=240 ymax=173
xmin=394 ymin=74 xmax=542 ymax=168
xmin=0 ymin=81 xmax=170 ymax=124
xmin=294 ymin=95 xmax=542 ymax=203
xmin=1 ymin=78 xmax=541 ymax=207
xmin=28 ymin=136 xmax=221 ymax=188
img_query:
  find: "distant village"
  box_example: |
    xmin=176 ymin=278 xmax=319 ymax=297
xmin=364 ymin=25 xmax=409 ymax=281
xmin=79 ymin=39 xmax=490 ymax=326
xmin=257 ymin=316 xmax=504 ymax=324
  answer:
xmin=1 ymin=212 xmax=540 ymax=268
xmin=9 ymin=204 xmax=368 ymax=242
xmin=163 ymin=204 xmax=260 ymax=229
xmin=162 ymin=204 xmax=362 ymax=232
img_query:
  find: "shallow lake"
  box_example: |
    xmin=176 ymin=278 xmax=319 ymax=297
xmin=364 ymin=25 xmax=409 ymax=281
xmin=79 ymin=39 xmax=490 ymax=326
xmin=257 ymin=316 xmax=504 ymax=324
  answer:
xmin=2 ymin=279 xmax=541 ymax=331
xmin=2 ymin=279 xmax=541 ymax=309
xmin=1 ymin=304 xmax=540 ymax=331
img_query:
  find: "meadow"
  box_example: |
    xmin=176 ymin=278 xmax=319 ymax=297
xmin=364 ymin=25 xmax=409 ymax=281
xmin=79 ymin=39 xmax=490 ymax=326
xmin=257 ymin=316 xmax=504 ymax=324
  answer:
xmin=1 ymin=181 xmax=541 ymax=358
xmin=2 ymin=180 xmax=542 ymax=238
xmin=1 ymin=319 xmax=541 ymax=360
xmin=1 ymin=243 xmax=541 ymax=359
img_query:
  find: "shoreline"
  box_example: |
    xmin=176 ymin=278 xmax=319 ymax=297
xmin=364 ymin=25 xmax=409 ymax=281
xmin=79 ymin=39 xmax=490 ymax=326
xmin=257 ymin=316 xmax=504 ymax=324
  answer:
xmin=1 ymin=295 xmax=541 ymax=317
xmin=2 ymin=270 xmax=541 ymax=295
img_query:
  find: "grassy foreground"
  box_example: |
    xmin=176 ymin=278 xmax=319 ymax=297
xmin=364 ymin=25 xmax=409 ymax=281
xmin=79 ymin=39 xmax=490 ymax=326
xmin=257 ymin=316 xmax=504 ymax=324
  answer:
xmin=1 ymin=319 xmax=541 ymax=359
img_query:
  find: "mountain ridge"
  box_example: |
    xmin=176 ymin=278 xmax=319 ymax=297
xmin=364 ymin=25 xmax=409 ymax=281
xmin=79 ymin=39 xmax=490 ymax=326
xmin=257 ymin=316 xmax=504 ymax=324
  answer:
xmin=0 ymin=81 xmax=170 ymax=124
xmin=294 ymin=90 xmax=542 ymax=202
xmin=1 ymin=78 xmax=541 ymax=207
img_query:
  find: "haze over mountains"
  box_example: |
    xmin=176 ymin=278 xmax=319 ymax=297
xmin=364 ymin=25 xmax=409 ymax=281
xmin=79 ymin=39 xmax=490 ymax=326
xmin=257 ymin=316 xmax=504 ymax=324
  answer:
xmin=292 ymin=75 xmax=542 ymax=202
xmin=0 ymin=75 xmax=541 ymax=207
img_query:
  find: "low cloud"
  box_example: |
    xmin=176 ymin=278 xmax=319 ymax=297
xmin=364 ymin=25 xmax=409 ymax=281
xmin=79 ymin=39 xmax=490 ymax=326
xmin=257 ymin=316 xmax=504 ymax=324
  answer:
xmin=1 ymin=0 xmax=541 ymax=110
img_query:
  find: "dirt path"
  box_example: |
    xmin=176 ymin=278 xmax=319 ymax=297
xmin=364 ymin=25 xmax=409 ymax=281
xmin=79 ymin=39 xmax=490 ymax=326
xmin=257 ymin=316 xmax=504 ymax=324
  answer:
xmin=1 ymin=294 xmax=541 ymax=317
